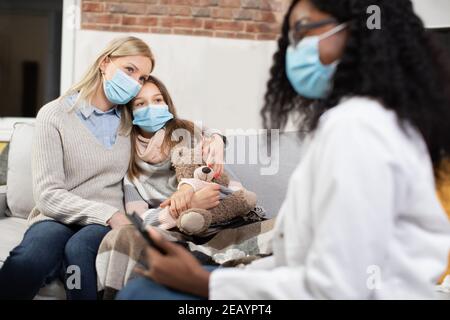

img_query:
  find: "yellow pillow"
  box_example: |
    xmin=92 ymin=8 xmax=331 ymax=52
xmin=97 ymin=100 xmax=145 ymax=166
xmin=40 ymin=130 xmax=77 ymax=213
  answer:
xmin=437 ymin=159 xmax=450 ymax=284
xmin=0 ymin=142 xmax=6 ymax=154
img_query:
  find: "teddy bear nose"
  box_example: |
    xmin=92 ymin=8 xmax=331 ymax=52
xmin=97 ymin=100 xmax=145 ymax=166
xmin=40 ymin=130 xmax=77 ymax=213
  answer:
xmin=202 ymin=167 xmax=211 ymax=174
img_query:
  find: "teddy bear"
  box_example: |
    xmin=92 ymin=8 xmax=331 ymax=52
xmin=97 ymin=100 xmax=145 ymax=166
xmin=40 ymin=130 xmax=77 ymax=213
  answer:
xmin=170 ymin=144 xmax=257 ymax=236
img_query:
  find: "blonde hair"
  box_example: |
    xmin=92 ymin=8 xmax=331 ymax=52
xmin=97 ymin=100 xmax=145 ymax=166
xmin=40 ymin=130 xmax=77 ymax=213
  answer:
xmin=64 ymin=36 xmax=155 ymax=135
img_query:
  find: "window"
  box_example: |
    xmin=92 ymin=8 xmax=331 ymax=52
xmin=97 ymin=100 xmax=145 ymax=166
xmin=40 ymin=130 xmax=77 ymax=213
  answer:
xmin=0 ymin=0 xmax=62 ymax=117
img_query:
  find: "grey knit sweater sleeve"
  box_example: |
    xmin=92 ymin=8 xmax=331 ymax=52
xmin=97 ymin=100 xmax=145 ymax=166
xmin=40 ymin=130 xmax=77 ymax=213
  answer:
xmin=30 ymin=99 xmax=129 ymax=226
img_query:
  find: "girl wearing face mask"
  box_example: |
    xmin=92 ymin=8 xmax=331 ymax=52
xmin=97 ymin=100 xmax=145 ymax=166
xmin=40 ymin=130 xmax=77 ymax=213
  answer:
xmin=118 ymin=0 xmax=450 ymax=300
xmin=124 ymin=75 xmax=226 ymax=228
xmin=94 ymin=76 xmax=227 ymax=296
xmin=0 ymin=37 xmax=155 ymax=300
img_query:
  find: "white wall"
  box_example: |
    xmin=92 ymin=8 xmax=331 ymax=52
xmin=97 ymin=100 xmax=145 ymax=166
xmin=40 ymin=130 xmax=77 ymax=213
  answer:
xmin=61 ymin=1 xmax=450 ymax=133
xmin=60 ymin=0 xmax=79 ymax=95
xmin=71 ymin=30 xmax=277 ymax=132
xmin=411 ymin=0 xmax=450 ymax=28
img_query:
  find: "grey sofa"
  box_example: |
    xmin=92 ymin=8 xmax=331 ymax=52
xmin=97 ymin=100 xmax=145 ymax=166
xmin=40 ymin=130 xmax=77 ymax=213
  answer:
xmin=0 ymin=121 xmax=303 ymax=300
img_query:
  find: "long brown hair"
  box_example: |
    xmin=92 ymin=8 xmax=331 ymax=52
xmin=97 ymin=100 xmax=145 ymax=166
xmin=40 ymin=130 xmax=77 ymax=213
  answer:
xmin=127 ymin=75 xmax=201 ymax=180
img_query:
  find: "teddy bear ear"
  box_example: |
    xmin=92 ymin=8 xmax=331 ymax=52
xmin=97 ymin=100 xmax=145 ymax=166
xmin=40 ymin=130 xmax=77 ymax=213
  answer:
xmin=171 ymin=145 xmax=192 ymax=164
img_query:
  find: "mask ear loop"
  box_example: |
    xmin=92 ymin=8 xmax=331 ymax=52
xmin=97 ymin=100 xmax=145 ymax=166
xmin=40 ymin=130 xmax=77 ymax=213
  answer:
xmin=100 ymin=56 xmax=111 ymax=82
xmin=317 ymin=23 xmax=348 ymax=68
xmin=318 ymin=23 xmax=348 ymax=41
xmin=100 ymin=56 xmax=118 ymax=81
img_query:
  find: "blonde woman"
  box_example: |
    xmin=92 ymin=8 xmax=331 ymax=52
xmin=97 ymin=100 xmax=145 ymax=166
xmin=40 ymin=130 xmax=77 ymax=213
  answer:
xmin=0 ymin=37 xmax=155 ymax=300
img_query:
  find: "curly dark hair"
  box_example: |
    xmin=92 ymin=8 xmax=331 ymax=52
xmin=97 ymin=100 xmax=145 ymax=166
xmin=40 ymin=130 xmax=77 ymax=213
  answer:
xmin=261 ymin=0 xmax=450 ymax=169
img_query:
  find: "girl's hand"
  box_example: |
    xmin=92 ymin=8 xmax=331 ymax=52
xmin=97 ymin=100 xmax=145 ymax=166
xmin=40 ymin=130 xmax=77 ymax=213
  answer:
xmin=135 ymin=228 xmax=210 ymax=298
xmin=191 ymin=184 xmax=221 ymax=210
xmin=203 ymin=134 xmax=225 ymax=178
xmin=160 ymin=184 xmax=195 ymax=218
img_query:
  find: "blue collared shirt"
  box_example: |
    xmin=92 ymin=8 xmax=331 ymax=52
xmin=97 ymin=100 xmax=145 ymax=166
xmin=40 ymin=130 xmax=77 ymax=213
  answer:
xmin=74 ymin=96 xmax=122 ymax=149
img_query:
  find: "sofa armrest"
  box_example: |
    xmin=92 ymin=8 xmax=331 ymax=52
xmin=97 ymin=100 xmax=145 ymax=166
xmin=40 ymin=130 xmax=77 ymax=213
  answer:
xmin=0 ymin=185 xmax=7 ymax=217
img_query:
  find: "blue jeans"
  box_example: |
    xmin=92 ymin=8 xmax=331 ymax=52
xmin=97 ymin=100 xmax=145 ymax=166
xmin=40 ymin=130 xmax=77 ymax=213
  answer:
xmin=116 ymin=265 xmax=218 ymax=300
xmin=0 ymin=220 xmax=110 ymax=300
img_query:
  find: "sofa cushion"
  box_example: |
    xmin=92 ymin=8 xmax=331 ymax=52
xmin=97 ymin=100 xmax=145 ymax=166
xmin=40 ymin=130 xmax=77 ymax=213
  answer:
xmin=0 ymin=216 xmax=28 ymax=267
xmin=6 ymin=123 xmax=35 ymax=219
xmin=224 ymin=131 xmax=303 ymax=218
xmin=0 ymin=216 xmax=66 ymax=300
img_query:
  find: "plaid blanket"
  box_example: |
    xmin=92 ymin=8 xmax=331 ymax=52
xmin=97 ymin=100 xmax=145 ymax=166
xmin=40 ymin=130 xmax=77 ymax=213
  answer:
xmin=96 ymin=208 xmax=274 ymax=299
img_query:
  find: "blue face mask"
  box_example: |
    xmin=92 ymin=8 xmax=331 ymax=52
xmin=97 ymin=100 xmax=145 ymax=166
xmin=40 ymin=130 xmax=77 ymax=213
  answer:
xmin=103 ymin=63 xmax=142 ymax=105
xmin=286 ymin=23 xmax=347 ymax=100
xmin=132 ymin=104 xmax=174 ymax=133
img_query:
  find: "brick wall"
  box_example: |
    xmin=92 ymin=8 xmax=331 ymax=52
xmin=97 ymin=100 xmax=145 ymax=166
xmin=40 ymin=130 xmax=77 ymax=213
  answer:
xmin=81 ymin=0 xmax=289 ymax=40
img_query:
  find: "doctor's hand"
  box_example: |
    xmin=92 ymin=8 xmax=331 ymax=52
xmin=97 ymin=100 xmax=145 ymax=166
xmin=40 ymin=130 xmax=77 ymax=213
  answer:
xmin=135 ymin=228 xmax=210 ymax=298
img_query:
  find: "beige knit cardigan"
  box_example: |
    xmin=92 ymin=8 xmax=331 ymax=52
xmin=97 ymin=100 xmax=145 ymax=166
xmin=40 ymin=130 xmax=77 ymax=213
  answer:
xmin=27 ymin=96 xmax=131 ymax=227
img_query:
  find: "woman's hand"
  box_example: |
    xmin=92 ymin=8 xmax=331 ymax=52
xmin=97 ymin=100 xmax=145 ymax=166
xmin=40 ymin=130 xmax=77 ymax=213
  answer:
xmin=107 ymin=211 xmax=131 ymax=229
xmin=160 ymin=184 xmax=221 ymax=214
xmin=135 ymin=228 xmax=210 ymax=298
xmin=191 ymin=184 xmax=221 ymax=209
xmin=160 ymin=184 xmax=195 ymax=218
xmin=203 ymin=134 xmax=225 ymax=178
